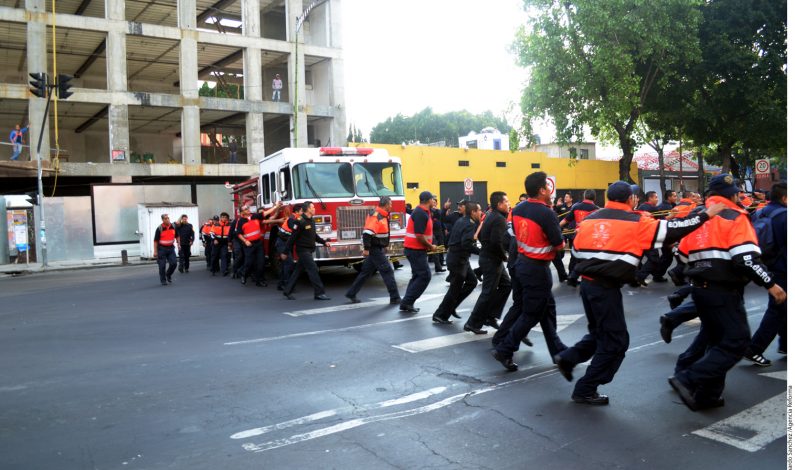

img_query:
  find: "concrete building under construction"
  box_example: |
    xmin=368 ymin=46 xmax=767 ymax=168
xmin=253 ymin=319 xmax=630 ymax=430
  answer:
xmin=0 ymin=0 xmax=347 ymax=264
xmin=0 ymin=0 xmax=346 ymax=181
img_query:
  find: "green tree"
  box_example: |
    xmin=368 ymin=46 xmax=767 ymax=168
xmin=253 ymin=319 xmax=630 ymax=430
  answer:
xmin=370 ymin=107 xmax=511 ymax=147
xmin=675 ymin=0 xmax=786 ymax=174
xmin=514 ymin=0 xmax=702 ymax=182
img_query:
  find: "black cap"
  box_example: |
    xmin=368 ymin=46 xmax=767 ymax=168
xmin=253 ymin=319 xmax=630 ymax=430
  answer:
xmin=708 ymin=173 xmax=740 ymax=198
xmin=457 ymin=198 xmax=467 ymax=205
xmin=419 ymin=191 xmax=436 ymax=202
xmin=212 ymin=215 xmax=220 ymax=220
xmin=606 ymin=181 xmax=632 ymax=202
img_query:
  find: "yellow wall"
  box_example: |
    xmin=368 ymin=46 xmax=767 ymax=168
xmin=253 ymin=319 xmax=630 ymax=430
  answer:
xmin=361 ymin=143 xmax=639 ymax=203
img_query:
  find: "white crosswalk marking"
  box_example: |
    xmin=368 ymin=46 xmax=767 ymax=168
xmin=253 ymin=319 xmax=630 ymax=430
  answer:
xmin=692 ymin=371 xmax=786 ymax=452
xmin=393 ymin=314 xmax=584 ymax=353
xmin=284 ymin=293 xmax=446 ymax=317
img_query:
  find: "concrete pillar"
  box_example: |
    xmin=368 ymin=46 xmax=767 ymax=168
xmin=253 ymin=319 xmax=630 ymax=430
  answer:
xmin=329 ymin=58 xmax=346 ymax=146
xmin=26 ymin=0 xmax=50 ymax=162
xmin=243 ymin=0 xmax=264 ymax=163
xmin=178 ymin=0 xmax=201 ymax=164
xmin=287 ymin=0 xmax=307 ymax=148
xmin=106 ymin=0 xmax=130 ymax=163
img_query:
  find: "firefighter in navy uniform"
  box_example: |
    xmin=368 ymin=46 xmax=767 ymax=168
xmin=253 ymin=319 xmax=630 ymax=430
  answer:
xmin=175 ymin=214 xmax=194 ymax=273
xmin=210 ymin=212 xmax=232 ymax=276
xmin=491 ymin=173 xmax=568 ymax=371
xmin=153 ymin=214 xmax=178 ymax=286
xmin=466 ymin=191 xmax=512 ymax=333
xmin=669 ymin=175 xmax=786 ymax=411
xmin=281 ymin=201 xmax=331 ymax=301
xmin=431 ymin=201 xmax=481 ymax=324
xmin=276 ymin=204 xmax=302 ymax=291
xmin=229 ymin=210 xmax=248 ymax=279
xmin=238 ymin=205 xmax=273 ymax=287
xmin=345 ymin=197 xmax=402 ymax=305
xmin=553 ymin=181 xmax=725 ymax=405
xmin=560 ymin=189 xmax=599 ymax=286
xmin=400 ymin=191 xmax=438 ymax=313
xmin=200 ymin=217 xmax=214 ymax=270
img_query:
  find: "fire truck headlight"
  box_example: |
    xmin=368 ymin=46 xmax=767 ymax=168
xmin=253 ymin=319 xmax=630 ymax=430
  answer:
xmin=390 ymin=221 xmax=401 ymax=231
xmin=317 ymin=224 xmax=332 ymax=234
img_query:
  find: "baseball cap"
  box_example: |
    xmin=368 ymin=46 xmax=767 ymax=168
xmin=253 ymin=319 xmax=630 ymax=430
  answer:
xmin=212 ymin=215 xmax=220 ymax=220
xmin=419 ymin=191 xmax=437 ymax=202
xmin=606 ymin=181 xmax=632 ymax=202
xmin=708 ymin=173 xmax=741 ymax=198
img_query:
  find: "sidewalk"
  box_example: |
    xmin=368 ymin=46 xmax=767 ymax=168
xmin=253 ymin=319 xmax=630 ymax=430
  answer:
xmin=0 ymin=256 xmax=155 ymax=276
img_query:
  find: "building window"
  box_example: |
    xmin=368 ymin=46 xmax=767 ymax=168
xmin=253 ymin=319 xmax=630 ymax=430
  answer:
xmin=496 ymin=162 xmax=506 ymax=168
xmin=458 ymin=161 xmax=469 ymax=167
xmin=580 ymin=149 xmax=589 ymax=159
xmin=531 ymin=163 xmax=540 ymax=169
xmin=407 ymin=182 xmax=419 ymax=189
xmin=466 ymin=140 xmax=477 ymax=149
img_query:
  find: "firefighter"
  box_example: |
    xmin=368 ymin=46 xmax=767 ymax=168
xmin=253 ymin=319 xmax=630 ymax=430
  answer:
xmin=276 ymin=204 xmax=302 ymax=291
xmin=491 ymin=173 xmax=567 ymax=372
xmin=281 ymin=201 xmax=331 ymax=300
xmin=669 ymin=175 xmax=786 ymax=410
xmin=666 ymin=191 xmax=702 ymax=286
xmin=560 ymin=189 xmax=599 ymax=286
xmin=229 ymin=210 xmax=248 ymax=279
xmin=345 ymin=196 xmax=402 ymax=305
xmin=429 ymin=197 xmax=446 ymax=273
xmin=238 ymin=205 xmax=271 ymax=287
xmin=200 ymin=217 xmax=214 ymax=270
xmin=175 ymin=214 xmax=194 ymax=273
xmin=635 ymin=191 xmax=666 ymax=285
xmin=400 ymin=191 xmax=438 ymax=313
xmin=210 ymin=212 xmax=231 ymax=276
xmin=431 ymin=201 xmax=481 ymax=324
xmin=466 ymin=191 xmax=512 ymax=333
xmin=551 ymin=193 xmax=573 ymax=282
xmin=153 ymin=213 xmax=178 ymax=286
xmin=553 ymin=180 xmax=725 ymax=406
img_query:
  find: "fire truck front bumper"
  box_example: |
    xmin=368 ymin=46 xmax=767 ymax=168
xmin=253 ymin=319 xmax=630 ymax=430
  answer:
xmin=314 ymin=241 xmax=405 ymax=263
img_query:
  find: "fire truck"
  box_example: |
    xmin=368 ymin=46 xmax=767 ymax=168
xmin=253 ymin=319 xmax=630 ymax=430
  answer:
xmin=231 ymin=147 xmax=406 ymax=267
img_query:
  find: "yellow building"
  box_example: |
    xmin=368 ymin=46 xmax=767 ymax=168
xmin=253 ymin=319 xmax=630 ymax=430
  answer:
xmin=361 ymin=143 xmax=639 ymax=207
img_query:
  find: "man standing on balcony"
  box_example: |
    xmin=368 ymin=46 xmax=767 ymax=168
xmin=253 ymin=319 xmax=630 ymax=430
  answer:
xmin=272 ymin=74 xmax=283 ymax=101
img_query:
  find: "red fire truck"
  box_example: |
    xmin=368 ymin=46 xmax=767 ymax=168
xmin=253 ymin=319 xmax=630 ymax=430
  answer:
xmin=231 ymin=147 xmax=406 ymax=266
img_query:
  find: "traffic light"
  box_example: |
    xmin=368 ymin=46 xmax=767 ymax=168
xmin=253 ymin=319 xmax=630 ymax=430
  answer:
xmin=57 ymin=74 xmax=74 ymax=99
xmin=29 ymin=72 xmax=47 ymax=98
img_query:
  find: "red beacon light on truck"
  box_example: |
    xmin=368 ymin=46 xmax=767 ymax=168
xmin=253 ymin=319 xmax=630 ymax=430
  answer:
xmin=319 ymin=147 xmax=374 ymax=156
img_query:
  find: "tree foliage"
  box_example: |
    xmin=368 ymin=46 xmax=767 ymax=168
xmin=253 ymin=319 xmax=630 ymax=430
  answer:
xmin=198 ymin=81 xmax=244 ymax=99
xmin=369 ymin=107 xmax=510 ymax=147
xmin=514 ymin=0 xmax=702 ymax=182
xmin=671 ymin=0 xmax=787 ymax=175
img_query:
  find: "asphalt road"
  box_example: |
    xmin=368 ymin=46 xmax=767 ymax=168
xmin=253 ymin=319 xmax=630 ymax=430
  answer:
xmin=0 ymin=258 xmax=787 ymax=469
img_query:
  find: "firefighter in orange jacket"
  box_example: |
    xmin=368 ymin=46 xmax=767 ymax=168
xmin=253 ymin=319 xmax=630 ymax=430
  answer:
xmin=210 ymin=212 xmax=231 ymax=276
xmin=554 ymin=181 xmax=726 ymax=406
xmin=153 ymin=213 xmax=178 ymax=286
xmin=668 ymin=174 xmax=786 ymax=411
xmin=345 ymin=196 xmax=402 ymax=304
xmin=400 ymin=191 xmax=438 ymax=313
xmin=200 ymin=217 xmax=214 ymax=270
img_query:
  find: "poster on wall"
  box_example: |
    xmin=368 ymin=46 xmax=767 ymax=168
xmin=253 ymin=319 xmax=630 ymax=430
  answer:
xmin=112 ymin=150 xmax=126 ymax=162
xmin=7 ymin=210 xmax=29 ymax=254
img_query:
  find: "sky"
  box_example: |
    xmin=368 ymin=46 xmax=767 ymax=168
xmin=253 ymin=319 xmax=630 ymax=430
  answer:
xmin=341 ymin=0 xmax=535 ymax=140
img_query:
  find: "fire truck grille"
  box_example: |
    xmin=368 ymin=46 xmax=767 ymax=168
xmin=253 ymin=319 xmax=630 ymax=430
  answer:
xmin=336 ymin=206 xmax=372 ymax=241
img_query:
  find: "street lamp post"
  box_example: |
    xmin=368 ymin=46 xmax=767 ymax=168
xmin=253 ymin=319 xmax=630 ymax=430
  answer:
xmin=293 ymin=0 xmax=329 ymax=147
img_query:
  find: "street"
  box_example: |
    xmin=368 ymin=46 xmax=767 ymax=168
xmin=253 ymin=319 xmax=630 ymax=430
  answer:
xmin=0 ymin=259 xmax=787 ymax=469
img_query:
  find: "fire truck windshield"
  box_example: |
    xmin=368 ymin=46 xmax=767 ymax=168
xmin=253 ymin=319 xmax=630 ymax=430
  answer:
xmin=353 ymin=162 xmax=404 ymax=197
xmin=292 ymin=163 xmax=355 ymax=199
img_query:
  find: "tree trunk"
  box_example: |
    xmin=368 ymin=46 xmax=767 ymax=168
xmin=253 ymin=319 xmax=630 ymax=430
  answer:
xmin=618 ymin=135 xmax=636 ymax=183
xmin=718 ymin=143 xmax=732 ymax=173
xmin=656 ymin=145 xmax=666 ymax=192
xmin=697 ymin=149 xmax=705 ymax=195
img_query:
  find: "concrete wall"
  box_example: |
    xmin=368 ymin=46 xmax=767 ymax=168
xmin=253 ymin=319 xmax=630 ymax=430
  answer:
xmin=367 ymin=144 xmax=640 ymax=204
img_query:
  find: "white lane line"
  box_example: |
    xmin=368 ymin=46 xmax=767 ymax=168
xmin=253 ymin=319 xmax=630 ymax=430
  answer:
xmin=239 ymin=368 xmax=559 ymax=453
xmin=692 ymin=371 xmax=786 ymax=452
xmin=224 ymin=314 xmax=433 ymax=346
xmin=392 ymin=314 xmax=584 ymax=353
xmin=230 ymin=386 xmax=447 ymax=440
xmin=283 ymin=293 xmax=445 ymax=317
xmin=392 ymin=328 xmax=497 ymax=353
